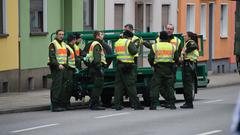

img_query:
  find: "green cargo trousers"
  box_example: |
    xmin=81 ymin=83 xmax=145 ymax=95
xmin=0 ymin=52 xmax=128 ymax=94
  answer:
xmin=182 ymin=62 xmax=195 ymax=104
xmin=159 ymin=64 xmax=177 ymax=103
xmin=50 ymin=67 xmax=70 ymax=108
xmin=89 ymin=66 xmax=104 ymax=107
xmin=114 ymin=63 xmax=141 ymax=108
xmin=150 ymin=63 xmax=176 ymax=107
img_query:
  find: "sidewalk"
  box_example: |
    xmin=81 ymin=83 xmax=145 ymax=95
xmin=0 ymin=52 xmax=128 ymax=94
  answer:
xmin=0 ymin=73 xmax=239 ymax=114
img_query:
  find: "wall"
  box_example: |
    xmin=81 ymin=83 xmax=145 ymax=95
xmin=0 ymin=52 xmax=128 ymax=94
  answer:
xmin=0 ymin=0 xmax=19 ymax=92
xmin=0 ymin=0 xmax=19 ymax=71
xmin=178 ymin=0 xmax=236 ymax=73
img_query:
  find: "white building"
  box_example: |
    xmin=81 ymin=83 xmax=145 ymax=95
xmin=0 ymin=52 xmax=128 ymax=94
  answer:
xmin=105 ymin=0 xmax=179 ymax=33
xmin=105 ymin=0 xmax=179 ymax=66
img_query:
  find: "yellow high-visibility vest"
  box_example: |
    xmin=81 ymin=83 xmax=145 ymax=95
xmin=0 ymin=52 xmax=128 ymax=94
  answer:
xmin=181 ymin=40 xmax=199 ymax=62
xmin=87 ymin=41 xmax=106 ymax=64
xmin=66 ymin=45 xmax=76 ymax=68
xmin=132 ymin=35 xmax=141 ymax=58
xmin=152 ymin=42 xmax=176 ymax=64
xmin=50 ymin=40 xmax=67 ymax=65
xmin=156 ymin=36 xmax=181 ymax=49
xmin=115 ymin=38 xmax=135 ymax=63
xmin=73 ymin=44 xmax=80 ymax=56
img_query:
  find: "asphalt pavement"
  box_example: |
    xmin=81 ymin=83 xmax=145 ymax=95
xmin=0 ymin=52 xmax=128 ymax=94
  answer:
xmin=0 ymin=84 xmax=239 ymax=135
xmin=0 ymin=72 xmax=239 ymax=114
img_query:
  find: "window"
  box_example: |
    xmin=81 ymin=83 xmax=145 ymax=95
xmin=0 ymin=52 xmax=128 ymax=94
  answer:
xmin=146 ymin=4 xmax=152 ymax=32
xmin=162 ymin=5 xmax=170 ymax=31
xmin=0 ymin=0 xmax=3 ymax=34
xmin=200 ymin=4 xmax=206 ymax=39
xmin=30 ymin=0 xmax=45 ymax=33
xmin=220 ymin=4 xmax=228 ymax=37
xmin=135 ymin=3 xmax=144 ymax=32
xmin=186 ymin=5 xmax=195 ymax=32
xmin=0 ymin=0 xmax=6 ymax=35
xmin=114 ymin=4 xmax=124 ymax=29
xmin=84 ymin=0 xmax=94 ymax=30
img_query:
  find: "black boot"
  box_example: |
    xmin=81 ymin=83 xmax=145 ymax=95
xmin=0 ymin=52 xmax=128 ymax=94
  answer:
xmin=180 ymin=103 xmax=193 ymax=109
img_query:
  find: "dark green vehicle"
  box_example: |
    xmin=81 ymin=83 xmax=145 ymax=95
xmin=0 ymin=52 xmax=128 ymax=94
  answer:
xmin=50 ymin=30 xmax=209 ymax=106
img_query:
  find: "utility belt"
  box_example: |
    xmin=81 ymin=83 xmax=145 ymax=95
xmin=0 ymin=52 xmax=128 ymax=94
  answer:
xmin=183 ymin=60 xmax=197 ymax=71
xmin=117 ymin=60 xmax=135 ymax=73
xmin=154 ymin=62 xmax=173 ymax=68
xmin=117 ymin=60 xmax=135 ymax=66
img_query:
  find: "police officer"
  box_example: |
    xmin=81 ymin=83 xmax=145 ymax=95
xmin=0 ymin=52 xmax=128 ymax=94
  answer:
xmin=73 ymin=33 xmax=86 ymax=70
xmin=180 ymin=31 xmax=199 ymax=109
xmin=48 ymin=30 xmax=69 ymax=112
xmin=86 ymin=31 xmax=106 ymax=110
xmin=114 ymin=30 xmax=144 ymax=110
xmin=148 ymin=31 xmax=177 ymax=110
xmin=124 ymin=24 xmax=143 ymax=64
xmin=65 ymin=35 xmax=78 ymax=108
xmin=156 ymin=24 xmax=181 ymax=108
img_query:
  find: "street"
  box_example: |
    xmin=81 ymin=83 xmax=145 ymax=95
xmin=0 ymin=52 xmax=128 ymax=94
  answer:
xmin=0 ymin=84 xmax=239 ymax=135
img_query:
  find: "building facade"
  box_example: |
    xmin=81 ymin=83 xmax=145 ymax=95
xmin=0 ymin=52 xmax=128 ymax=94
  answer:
xmin=0 ymin=0 xmax=105 ymax=92
xmin=178 ymin=0 xmax=236 ymax=73
xmin=105 ymin=0 xmax=178 ymax=66
xmin=0 ymin=0 xmax=19 ymax=92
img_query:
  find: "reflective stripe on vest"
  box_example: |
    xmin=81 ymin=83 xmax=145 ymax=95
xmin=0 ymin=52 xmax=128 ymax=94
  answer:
xmin=88 ymin=41 xmax=107 ymax=64
xmin=66 ymin=45 xmax=76 ymax=68
xmin=115 ymin=39 xmax=134 ymax=63
xmin=152 ymin=42 xmax=176 ymax=64
xmin=51 ymin=40 xmax=67 ymax=65
xmin=181 ymin=40 xmax=199 ymax=62
xmin=74 ymin=44 xmax=80 ymax=56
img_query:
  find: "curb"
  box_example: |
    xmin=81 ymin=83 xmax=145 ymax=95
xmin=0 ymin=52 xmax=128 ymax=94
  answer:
xmin=0 ymin=103 xmax=89 ymax=115
xmin=0 ymin=82 xmax=239 ymax=115
xmin=0 ymin=105 xmax=49 ymax=115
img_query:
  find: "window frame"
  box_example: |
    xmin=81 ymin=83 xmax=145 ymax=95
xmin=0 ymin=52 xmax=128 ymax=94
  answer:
xmin=29 ymin=0 xmax=48 ymax=36
xmin=162 ymin=4 xmax=170 ymax=31
xmin=220 ymin=3 xmax=228 ymax=38
xmin=186 ymin=4 xmax=195 ymax=32
xmin=0 ymin=0 xmax=8 ymax=38
xmin=83 ymin=0 xmax=94 ymax=30
xmin=200 ymin=3 xmax=207 ymax=40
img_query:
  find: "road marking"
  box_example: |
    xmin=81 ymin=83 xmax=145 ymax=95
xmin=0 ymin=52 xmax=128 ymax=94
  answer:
xmin=203 ymin=99 xmax=223 ymax=104
xmin=95 ymin=112 xmax=130 ymax=119
xmin=10 ymin=123 xmax=59 ymax=133
xmin=196 ymin=130 xmax=222 ymax=135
